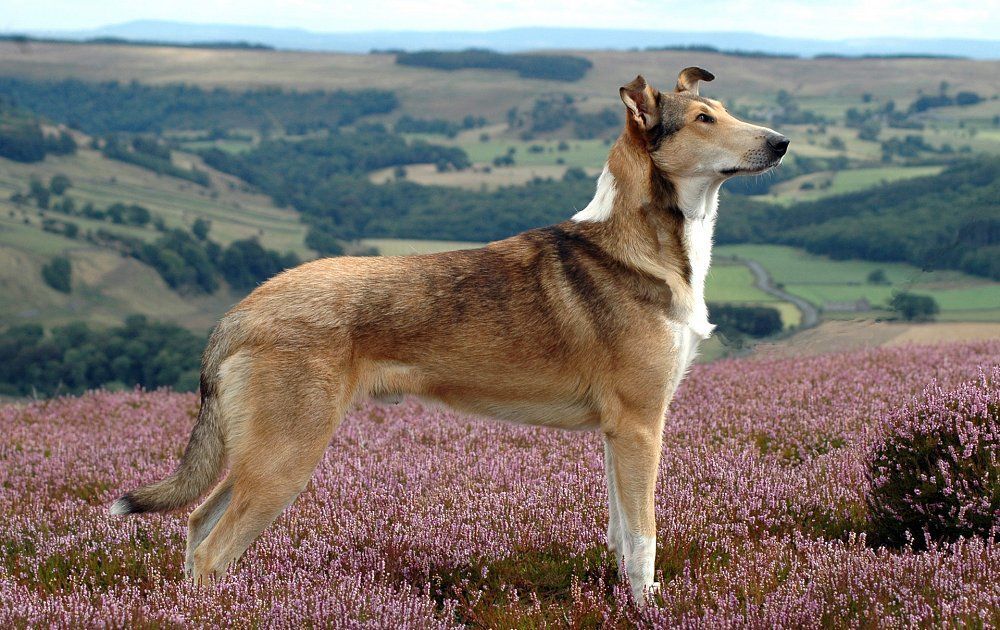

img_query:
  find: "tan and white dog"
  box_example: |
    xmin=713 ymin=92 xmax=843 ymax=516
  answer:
xmin=110 ymin=67 xmax=788 ymax=603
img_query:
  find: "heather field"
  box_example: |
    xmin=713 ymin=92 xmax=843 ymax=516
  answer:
xmin=2 ymin=341 xmax=999 ymax=628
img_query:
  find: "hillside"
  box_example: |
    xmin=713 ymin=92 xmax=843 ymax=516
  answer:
xmin=0 ymin=40 xmax=998 ymax=349
xmin=0 ymin=131 xmax=309 ymax=330
xmin=2 ymin=341 xmax=997 ymax=625
xmin=3 ymin=41 xmax=999 ymax=122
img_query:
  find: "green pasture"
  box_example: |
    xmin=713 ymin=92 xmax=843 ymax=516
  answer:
xmin=718 ymin=244 xmax=1000 ymax=320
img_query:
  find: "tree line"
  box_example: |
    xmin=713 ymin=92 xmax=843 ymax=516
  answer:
xmin=0 ymin=315 xmax=204 ymax=396
xmin=0 ymin=77 xmax=398 ymax=135
xmin=395 ymin=49 xmax=593 ymax=81
xmin=0 ymin=101 xmax=77 ymax=163
xmin=716 ymin=158 xmax=1000 ymax=280
xmin=198 ymin=120 xmax=999 ymax=281
xmin=93 ymin=224 xmax=300 ymax=294
xmin=394 ymin=114 xmax=487 ymax=138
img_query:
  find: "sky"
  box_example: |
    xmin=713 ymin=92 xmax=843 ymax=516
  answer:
xmin=2 ymin=0 xmax=998 ymax=41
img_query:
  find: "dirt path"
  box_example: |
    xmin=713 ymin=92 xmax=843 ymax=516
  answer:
xmin=736 ymin=257 xmax=821 ymax=329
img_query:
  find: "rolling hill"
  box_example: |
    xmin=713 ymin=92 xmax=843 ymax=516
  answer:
xmin=0 ymin=40 xmax=997 ymax=346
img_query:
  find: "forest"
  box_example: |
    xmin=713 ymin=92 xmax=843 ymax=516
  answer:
xmin=0 ymin=77 xmax=397 ymax=134
xmin=395 ymin=49 xmax=593 ymax=81
xmin=0 ymin=315 xmax=203 ymax=396
xmin=716 ymin=159 xmax=1000 ymax=280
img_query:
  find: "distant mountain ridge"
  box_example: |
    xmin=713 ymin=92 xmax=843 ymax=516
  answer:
xmin=23 ymin=20 xmax=1000 ymax=59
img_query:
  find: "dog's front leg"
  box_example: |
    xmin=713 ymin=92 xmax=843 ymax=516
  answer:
xmin=603 ymin=438 xmax=624 ymax=561
xmin=603 ymin=418 xmax=663 ymax=605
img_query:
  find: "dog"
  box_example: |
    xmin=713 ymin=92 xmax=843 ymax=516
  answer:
xmin=110 ymin=67 xmax=788 ymax=604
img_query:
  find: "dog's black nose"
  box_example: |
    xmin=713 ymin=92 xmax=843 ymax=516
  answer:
xmin=767 ymin=134 xmax=790 ymax=156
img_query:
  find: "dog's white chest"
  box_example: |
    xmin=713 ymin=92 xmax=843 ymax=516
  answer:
xmin=666 ymin=191 xmax=718 ymax=394
xmin=681 ymin=212 xmax=716 ymax=340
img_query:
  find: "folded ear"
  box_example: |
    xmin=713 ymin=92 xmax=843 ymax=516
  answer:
xmin=675 ymin=67 xmax=715 ymax=95
xmin=620 ymin=75 xmax=660 ymax=131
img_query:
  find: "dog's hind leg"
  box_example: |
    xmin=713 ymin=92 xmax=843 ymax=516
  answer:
xmin=184 ymin=478 xmax=233 ymax=577
xmin=604 ymin=412 xmax=665 ymax=605
xmin=189 ymin=351 xmax=351 ymax=583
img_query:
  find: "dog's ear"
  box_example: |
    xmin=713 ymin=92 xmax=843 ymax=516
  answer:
xmin=675 ymin=67 xmax=715 ymax=95
xmin=620 ymin=75 xmax=660 ymax=131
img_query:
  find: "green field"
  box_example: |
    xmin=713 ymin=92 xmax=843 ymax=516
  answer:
xmin=717 ymin=244 xmax=1000 ymax=321
xmin=0 ymin=149 xmax=310 ymax=255
xmin=455 ymin=137 xmax=611 ymax=169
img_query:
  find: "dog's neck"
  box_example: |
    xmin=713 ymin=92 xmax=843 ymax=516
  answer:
xmin=572 ymin=133 xmax=718 ymax=337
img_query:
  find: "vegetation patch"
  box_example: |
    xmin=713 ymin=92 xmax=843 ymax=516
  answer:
xmin=395 ymin=49 xmax=593 ymax=82
xmin=0 ymin=77 xmax=398 ymax=135
xmin=867 ymin=367 xmax=1000 ymax=549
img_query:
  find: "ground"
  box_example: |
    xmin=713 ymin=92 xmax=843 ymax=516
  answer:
xmin=1 ymin=340 xmax=997 ymax=626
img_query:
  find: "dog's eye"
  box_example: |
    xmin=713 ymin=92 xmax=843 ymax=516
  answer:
xmin=696 ymin=113 xmax=715 ymax=124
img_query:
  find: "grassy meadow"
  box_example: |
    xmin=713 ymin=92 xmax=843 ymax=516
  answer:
xmin=717 ymin=244 xmax=1000 ymax=320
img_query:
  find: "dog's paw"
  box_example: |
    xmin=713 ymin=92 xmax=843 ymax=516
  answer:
xmin=632 ymin=581 xmax=661 ymax=607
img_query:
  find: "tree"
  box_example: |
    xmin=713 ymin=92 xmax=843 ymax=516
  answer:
xmin=192 ymin=217 xmax=211 ymax=241
xmin=709 ymin=303 xmax=783 ymax=339
xmin=866 ymin=269 xmax=889 ymax=285
xmin=49 ymin=174 xmax=72 ymax=195
xmin=889 ymin=291 xmax=939 ymax=321
xmin=41 ymin=256 xmax=72 ymax=293
xmin=0 ymin=121 xmax=46 ymax=162
xmin=218 ymin=238 xmax=300 ymax=290
xmin=29 ymin=177 xmax=50 ymax=209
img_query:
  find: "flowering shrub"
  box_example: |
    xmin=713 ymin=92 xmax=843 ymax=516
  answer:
xmin=0 ymin=341 xmax=998 ymax=627
xmin=868 ymin=366 xmax=1000 ymax=549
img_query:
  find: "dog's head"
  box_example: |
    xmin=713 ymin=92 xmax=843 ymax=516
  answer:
xmin=620 ymin=68 xmax=788 ymax=180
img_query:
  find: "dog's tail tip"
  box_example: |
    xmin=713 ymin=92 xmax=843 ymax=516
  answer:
xmin=109 ymin=495 xmax=140 ymax=516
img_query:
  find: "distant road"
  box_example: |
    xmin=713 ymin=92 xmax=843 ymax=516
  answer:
xmin=739 ymin=257 xmax=820 ymax=330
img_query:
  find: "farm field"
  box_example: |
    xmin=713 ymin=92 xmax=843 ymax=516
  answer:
xmin=760 ymin=164 xmax=945 ymax=204
xmin=1 ymin=341 xmax=997 ymax=626
xmin=716 ymin=244 xmax=1000 ymax=322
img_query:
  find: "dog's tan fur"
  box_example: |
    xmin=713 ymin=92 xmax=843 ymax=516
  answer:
xmin=111 ymin=68 xmax=788 ymax=603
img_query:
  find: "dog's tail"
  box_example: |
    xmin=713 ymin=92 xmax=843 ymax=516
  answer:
xmin=109 ymin=325 xmax=233 ymax=515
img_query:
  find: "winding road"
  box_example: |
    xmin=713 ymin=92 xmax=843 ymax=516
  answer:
xmin=738 ymin=258 xmax=820 ymax=330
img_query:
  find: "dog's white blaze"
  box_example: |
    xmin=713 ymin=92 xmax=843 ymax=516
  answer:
xmin=571 ymin=164 xmax=616 ymax=222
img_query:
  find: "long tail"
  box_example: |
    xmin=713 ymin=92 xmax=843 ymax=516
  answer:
xmin=110 ymin=326 xmax=232 ymax=515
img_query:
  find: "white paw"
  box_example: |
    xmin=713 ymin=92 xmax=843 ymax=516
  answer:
xmin=632 ymin=581 xmax=661 ymax=606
